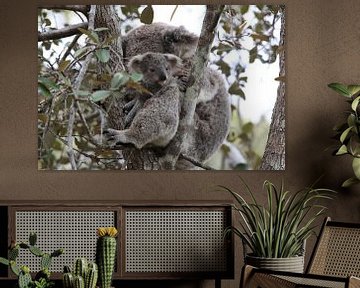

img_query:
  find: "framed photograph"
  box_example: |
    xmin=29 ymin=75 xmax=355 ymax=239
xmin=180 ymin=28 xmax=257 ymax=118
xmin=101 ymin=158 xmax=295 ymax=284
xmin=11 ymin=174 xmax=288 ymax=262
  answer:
xmin=37 ymin=5 xmax=285 ymax=170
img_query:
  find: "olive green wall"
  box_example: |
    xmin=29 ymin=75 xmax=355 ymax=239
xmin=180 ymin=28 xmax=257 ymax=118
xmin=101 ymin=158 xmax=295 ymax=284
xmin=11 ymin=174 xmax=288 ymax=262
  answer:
xmin=0 ymin=1 xmax=359 ymax=287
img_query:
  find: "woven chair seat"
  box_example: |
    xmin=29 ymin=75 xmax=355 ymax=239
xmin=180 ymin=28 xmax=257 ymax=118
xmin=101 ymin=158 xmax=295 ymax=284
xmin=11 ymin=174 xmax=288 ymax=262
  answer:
xmin=241 ymin=218 xmax=360 ymax=288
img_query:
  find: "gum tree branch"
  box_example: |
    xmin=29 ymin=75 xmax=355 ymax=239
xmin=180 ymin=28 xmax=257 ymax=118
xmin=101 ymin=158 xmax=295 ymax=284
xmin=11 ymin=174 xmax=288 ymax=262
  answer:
xmin=66 ymin=5 xmax=96 ymax=170
xmin=161 ymin=5 xmax=225 ymax=169
xmin=260 ymin=5 xmax=285 ymax=170
xmin=38 ymin=23 xmax=88 ymax=42
xmin=39 ymin=5 xmax=89 ymax=15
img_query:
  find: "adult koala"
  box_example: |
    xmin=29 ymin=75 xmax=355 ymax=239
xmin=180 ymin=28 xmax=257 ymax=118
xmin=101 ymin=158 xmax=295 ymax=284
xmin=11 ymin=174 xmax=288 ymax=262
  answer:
xmin=122 ymin=23 xmax=230 ymax=168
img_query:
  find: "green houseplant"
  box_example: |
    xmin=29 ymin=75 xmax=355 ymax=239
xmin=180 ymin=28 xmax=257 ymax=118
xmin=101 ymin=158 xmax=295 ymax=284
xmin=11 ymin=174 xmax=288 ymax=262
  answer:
xmin=222 ymin=179 xmax=334 ymax=272
xmin=328 ymin=83 xmax=360 ymax=187
xmin=0 ymin=232 xmax=63 ymax=288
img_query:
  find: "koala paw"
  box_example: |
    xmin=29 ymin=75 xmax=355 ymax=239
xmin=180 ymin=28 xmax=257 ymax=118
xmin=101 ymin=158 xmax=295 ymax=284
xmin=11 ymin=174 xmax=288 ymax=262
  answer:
xmin=104 ymin=128 xmax=127 ymax=147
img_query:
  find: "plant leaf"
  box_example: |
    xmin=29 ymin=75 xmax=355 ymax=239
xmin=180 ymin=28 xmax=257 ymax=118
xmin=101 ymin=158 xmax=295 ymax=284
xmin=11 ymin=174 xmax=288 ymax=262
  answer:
xmin=78 ymin=27 xmax=99 ymax=44
xmin=352 ymin=157 xmax=360 ymax=180
xmin=336 ymin=145 xmax=348 ymax=155
xmin=95 ymin=49 xmax=110 ymax=63
xmin=342 ymin=177 xmax=360 ymax=188
xmin=340 ymin=126 xmax=353 ymax=143
xmin=140 ymin=5 xmax=154 ymax=24
xmin=328 ymin=83 xmax=350 ymax=97
xmin=111 ymin=72 xmax=130 ymax=89
xmin=351 ymin=96 xmax=360 ymax=111
xmin=348 ymin=85 xmax=360 ymax=97
xmin=90 ymin=90 xmax=111 ymax=102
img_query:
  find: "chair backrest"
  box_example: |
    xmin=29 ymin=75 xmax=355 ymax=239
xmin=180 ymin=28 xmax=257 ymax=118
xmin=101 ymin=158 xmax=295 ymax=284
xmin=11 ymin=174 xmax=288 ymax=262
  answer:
xmin=307 ymin=217 xmax=360 ymax=277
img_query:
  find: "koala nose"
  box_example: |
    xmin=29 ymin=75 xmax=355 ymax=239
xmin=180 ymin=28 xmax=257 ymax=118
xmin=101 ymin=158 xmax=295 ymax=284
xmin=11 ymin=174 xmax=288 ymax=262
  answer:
xmin=159 ymin=73 xmax=167 ymax=82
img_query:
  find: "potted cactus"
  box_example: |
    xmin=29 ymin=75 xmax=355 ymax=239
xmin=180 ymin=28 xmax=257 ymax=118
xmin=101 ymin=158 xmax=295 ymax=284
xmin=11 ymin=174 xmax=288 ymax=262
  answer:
xmin=96 ymin=227 xmax=118 ymax=288
xmin=0 ymin=232 xmax=64 ymax=288
xmin=62 ymin=258 xmax=98 ymax=288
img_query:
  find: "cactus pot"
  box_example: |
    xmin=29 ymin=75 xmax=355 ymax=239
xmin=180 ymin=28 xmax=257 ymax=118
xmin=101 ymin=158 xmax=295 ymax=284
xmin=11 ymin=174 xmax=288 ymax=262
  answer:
xmin=245 ymin=254 xmax=304 ymax=273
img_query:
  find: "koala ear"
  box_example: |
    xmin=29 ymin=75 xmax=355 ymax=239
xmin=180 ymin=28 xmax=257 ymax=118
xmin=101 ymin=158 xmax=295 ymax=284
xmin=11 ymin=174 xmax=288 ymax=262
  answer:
xmin=163 ymin=54 xmax=182 ymax=71
xmin=128 ymin=54 xmax=144 ymax=73
xmin=178 ymin=26 xmax=199 ymax=44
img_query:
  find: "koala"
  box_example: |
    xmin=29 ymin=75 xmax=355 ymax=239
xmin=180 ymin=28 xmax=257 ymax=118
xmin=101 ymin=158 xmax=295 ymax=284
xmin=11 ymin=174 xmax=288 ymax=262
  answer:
xmin=122 ymin=23 xmax=230 ymax=167
xmin=106 ymin=52 xmax=182 ymax=149
xmin=123 ymin=22 xmax=198 ymax=91
xmin=123 ymin=22 xmax=199 ymax=63
xmin=182 ymin=68 xmax=230 ymax=164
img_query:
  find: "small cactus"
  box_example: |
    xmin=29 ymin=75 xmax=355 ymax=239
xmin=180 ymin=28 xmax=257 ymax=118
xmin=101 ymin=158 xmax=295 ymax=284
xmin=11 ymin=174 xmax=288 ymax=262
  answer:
xmin=74 ymin=275 xmax=85 ymax=288
xmin=85 ymin=262 xmax=98 ymax=288
xmin=29 ymin=232 xmax=37 ymax=246
xmin=18 ymin=269 xmax=32 ymax=288
xmin=41 ymin=253 xmax=52 ymax=269
xmin=63 ymin=259 xmax=98 ymax=288
xmin=29 ymin=245 xmax=44 ymax=257
xmin=74 ymin=258 xmax=88 ymax=279
xmin=63 ymin=272 xmax=74 ymax=288
xmin=9 ymin=246 xmax=19 ymax=260
xmin=0 ymin=232 xmax=63 ymax=288
xmin=96 ymin=227 xmax=118 ymax=288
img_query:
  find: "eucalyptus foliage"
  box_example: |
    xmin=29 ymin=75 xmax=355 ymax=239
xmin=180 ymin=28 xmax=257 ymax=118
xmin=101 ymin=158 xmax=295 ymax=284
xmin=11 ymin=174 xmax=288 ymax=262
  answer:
xmin=222 ymin=179 xmax=334 ymax=258
xmin=37 ymin=5 xmax=282 ymax=170
xmin=328 ymin=83 xmax=360 ymax=187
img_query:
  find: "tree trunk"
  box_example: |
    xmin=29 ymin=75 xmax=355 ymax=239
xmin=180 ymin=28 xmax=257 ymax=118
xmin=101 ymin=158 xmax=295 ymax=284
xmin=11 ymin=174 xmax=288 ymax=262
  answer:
xmin=97 ymin=5 xmax=224 ymax=170
xmin=260 ymin=6 xmax=286 ymax=170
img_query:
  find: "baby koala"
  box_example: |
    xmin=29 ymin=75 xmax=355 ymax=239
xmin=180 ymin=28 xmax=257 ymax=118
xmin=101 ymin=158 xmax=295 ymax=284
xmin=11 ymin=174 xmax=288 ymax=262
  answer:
xmin=106 ymin=52 xmax=182 ymax=149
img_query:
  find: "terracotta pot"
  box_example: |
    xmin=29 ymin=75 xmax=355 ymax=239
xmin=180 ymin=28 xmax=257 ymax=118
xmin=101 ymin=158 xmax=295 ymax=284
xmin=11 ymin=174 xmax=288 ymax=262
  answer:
xmin=245 ymin=254 xmax=305 ymax=273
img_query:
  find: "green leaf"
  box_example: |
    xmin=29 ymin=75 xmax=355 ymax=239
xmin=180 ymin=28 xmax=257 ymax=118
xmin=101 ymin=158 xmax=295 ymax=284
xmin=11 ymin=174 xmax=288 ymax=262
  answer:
xmin=347 ymin=114 xmax=356 ymax=127
xmin=140 ymin=5 xmax=154 ymax=24
xmin=74 ymin=46 xmax=88 ymax=59
xmin=251 ymin=33 xmax=270 ymax=42
xmin=90 ymin=90 xmax=111 ymax=102
xmin=58 ymin=60 xmax=71 ymax=72
xmin=240 ymin=5 xmax=249 ymax=14
xmin=340 ymin=126 xmax=353 ymax=143
xmin=38 ymin=77 xmax=59 ymax=91
xmin=351 ymin=96 xmax=360 ymax=111
xmin=342 ymin=177 xmax=360 ymax=188
xmin=328 ymin=83 xmax=350 ymax=97
xmin=130 ymin=72 xmax=143 ymax=82
xmin=38 ymin=82 xmax=51 ymax=98
xmin=216 ymin=59 xmax=231 ymax=77
xmin=0 ymin=257 xmax=9 ymax=266
xmin=352 ymin=157 xmax=360 ymax=179
xmin=78 ymin=28 xmax=99 ymax=44
xmin=336 ymin=144 xmax=348 ymax=155
xmin=111 ymin=72 xmax=130 ymax=89
xmin=249 ymin=46 xmax=257 ymax=63
xmin=95 ymin=49 xmax=110 ymax=63
xmin=348 ymin=85 xmax=360 ymax=97
xmin=228 ymin=82 xmax=245 ymax=99
xmin=75 ymin=90 xmax=90 ymax=98
xmin=94 ymin=27 xmax=109 ymax=32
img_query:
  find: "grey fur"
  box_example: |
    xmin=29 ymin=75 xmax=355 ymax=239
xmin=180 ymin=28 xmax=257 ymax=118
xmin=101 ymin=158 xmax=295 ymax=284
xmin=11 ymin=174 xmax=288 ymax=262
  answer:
xmin=123 ymin=22 xmax=199 ymax=63
xmin=106 ymin=52 xmax=181 ymax=149
xmin=122 ymin=23 xmax=230 ymax=166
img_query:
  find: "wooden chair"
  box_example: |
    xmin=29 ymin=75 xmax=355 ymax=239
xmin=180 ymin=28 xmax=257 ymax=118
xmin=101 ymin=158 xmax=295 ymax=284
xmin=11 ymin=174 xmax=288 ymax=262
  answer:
xmin=241 ymin=217 xmax=360 ymax=288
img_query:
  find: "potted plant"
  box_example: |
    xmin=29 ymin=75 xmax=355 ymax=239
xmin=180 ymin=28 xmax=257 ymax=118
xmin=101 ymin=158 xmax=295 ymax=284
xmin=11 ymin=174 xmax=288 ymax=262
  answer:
xmin=328 ymin=82 xmax=360 ymax=187
xmin=221 ymin=178 xmax=335 ymax=273
xmin=0 ymin=232 xmax=64 ymax=288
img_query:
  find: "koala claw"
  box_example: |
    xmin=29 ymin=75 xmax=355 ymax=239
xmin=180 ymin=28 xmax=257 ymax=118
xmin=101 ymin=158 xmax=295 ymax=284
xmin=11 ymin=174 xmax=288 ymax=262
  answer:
xmin=104 ymin=128 xmax=125 ymax=147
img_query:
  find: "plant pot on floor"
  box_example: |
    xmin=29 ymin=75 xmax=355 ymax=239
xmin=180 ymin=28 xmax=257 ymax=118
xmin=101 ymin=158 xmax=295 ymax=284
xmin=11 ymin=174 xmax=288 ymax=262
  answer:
xmin=245 ymin=254 xmax=304 ymax=273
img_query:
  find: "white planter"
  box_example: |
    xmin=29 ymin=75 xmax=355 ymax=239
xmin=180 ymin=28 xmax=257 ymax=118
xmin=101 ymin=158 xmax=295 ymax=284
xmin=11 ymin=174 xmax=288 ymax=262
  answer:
xmin=245 ymin=254 xmax=305 ymax=273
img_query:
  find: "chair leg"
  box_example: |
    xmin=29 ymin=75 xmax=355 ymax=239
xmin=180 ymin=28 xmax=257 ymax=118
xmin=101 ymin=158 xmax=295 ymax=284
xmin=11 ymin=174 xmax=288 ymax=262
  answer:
xmin=240 ymin=265 xmax=255 ymax=288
